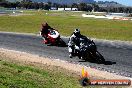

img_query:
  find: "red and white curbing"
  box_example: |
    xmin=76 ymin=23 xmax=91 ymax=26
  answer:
xmin=113 ymin=17 xmax=131 ymax=21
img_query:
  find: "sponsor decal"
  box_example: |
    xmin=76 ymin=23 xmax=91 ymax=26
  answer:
xmin=79 ymin=67 xmax=131 ymax=86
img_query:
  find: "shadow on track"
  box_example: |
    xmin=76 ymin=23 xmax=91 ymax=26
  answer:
xmin=103 ymin=61 xmax=116 ymax=65
xmin=79 ymin=60 xmax=116 ymax=65
xmin=47 ymin=44 xmax=68 ymax=47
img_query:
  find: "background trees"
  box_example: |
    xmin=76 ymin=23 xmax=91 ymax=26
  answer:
xmin=0 ymin=0 xmax=132 ymax=13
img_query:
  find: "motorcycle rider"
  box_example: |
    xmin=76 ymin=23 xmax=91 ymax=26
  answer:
xmin=40 ymin=22 xmax=55 ymax=44
xmin=68 ymin=28 xmax=86 ymax=58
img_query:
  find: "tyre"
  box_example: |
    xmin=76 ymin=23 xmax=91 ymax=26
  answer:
xmin=95 ymin=51 xmax=105 ymax=63
xmin=58 ymin=38 xmax=66 ymax=47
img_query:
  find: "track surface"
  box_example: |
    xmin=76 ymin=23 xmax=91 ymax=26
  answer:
xmin=0 ymin=32 xmax=132 ymax=78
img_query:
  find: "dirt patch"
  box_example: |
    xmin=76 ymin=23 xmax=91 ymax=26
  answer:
xmin=0 ymin=13 xmax=33 ymax=16
xmin=9 ymin=13 xmax=33 ymax=16
xmin=0 ymin=48 xmax=131 ymax=83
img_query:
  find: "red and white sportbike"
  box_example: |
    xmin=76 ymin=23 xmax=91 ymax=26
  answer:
xmin=41 ymin=29 xmax=66 ymax=46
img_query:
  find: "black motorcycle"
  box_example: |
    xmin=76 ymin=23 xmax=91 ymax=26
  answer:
xmin=73 ymin=37 xmax=105 ymax=63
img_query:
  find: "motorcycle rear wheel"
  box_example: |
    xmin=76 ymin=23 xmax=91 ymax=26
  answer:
xmin=95 ymin=51 xmax=105 ymax=63
xmin=58 ymin=38 xmax=66 ymax=47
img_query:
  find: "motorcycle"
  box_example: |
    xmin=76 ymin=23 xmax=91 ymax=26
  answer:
xmin=72 ymin=37 xmax=105 ymax=63
xmin=40 ymin=29 xmax=66 ymax=46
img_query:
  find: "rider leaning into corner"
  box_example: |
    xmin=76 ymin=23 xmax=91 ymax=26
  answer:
xmin=68 ymin=28 xmax=89 ymax=58
xmin=40 ymin=22 xmax=55 ymax=44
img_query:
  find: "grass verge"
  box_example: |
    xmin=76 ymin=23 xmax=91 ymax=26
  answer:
xmin=0 ymin=49 xmax=128 ymax=88
xmin=0 ymin=10 xmax=132 ymax=41
xmin=0 ymin=50 xmax=84 ymax=88
xmin=0 ymin=59 xmax=83 ymax=88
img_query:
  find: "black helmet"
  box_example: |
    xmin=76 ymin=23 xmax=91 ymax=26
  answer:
xmin=73 ymin=28 xmax=80 ymax=36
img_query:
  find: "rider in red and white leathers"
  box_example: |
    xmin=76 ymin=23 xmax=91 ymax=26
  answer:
xmin=40 ymin=22 xmax=54 ymax=44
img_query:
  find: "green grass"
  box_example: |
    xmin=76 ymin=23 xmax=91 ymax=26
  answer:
xmin=0 ymin=57 xmax=127 ymax=88
xmin=0 ymin=10 xmax=132 ymax=41
xmin=0 ymin=60 xmax=83 ymax=88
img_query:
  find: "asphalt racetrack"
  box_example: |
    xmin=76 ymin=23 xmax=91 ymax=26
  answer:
xmin=0 ymin=32 xmax=132 ymax=78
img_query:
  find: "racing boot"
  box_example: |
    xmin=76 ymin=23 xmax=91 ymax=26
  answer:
xmin=79 ymin=56 xmax=83 ymax=59
xmin=43 ymin=37 xmax=49 ymax=44
xmin=44 ymin=39 xmax=48 ymax=44
xmin=69 ymin=53 xmax=73 ymax=58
